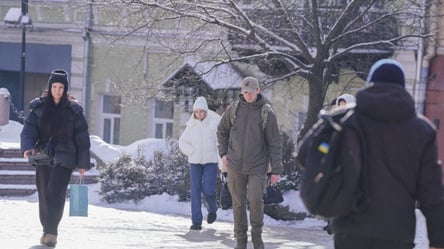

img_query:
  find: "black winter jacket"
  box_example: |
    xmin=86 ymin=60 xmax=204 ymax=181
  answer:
xmin=20 ymin=97 xmax=91 ymax=170
xmin=332 ymin=84 xmax=444 ymax=247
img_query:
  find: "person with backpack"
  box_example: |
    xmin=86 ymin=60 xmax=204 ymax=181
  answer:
xmin=20 ymin=69 xmax=91 ymax=247
xmin=320 ymin=93 xmax=356 ymax=235
xmin=332 ymin=59 xmax=444 ymax=249
xmin=217 ymin=76 xmax=283 ymax=249
xmin=179 ymin=96 xmax=221 ymax=230
xmin=336 ymin=93 xmax=356 ymax=107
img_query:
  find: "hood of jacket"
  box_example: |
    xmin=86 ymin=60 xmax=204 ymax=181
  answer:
xmin=355 ymin=84 xmax=415 ymax=122
xmin=185 ymin=110 xmax=221 ymax=127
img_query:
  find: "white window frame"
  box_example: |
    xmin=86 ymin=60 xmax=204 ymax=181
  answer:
xmin=99 ymin=94 xmax=121 ymax=144
xmin=153 ymin=100 xmax=174 ymax=139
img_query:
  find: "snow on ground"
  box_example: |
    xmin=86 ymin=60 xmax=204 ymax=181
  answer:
xmin=0 ymin=197 xmax=336 ymax=249
xmin=0 ymin=120 xmax=430 ymax=248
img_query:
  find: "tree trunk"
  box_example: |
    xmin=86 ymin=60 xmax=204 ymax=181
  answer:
xmin=299 ymin=76 xmax=324 ymax=140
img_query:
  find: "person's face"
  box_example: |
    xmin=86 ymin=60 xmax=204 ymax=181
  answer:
xmin=242 ymin=89 xmax=260 ymax=103
xmin=51 ymin=82 xmax=65 ymax=104
xmin=338 ymin=99 xmax=347 ymax=106
xmin=193 ymin=109 xmax=207 ymax=121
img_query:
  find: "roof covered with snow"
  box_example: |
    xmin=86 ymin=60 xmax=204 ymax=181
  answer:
xmin=162 ymin=60 xmax=244 ymax=90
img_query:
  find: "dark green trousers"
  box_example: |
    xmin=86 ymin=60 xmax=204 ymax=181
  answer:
xmin=227 ymin=167 xmax=266 ymax=249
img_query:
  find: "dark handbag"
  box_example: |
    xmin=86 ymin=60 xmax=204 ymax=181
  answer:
xmin=219 ymin=173 xmax=232 ymax=210
xmin=263 ymin=175 xmax=284 ymax=205
xmin=28 ymin=153 xmax=53 ymax=167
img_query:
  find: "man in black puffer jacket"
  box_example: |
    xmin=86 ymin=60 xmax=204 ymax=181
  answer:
xmin=20 ymin=69 xmax=91 ymax=247
xmin=332 ymin=59 xmax=444 ymax=249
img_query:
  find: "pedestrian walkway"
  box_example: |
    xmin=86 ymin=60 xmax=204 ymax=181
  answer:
xmin=0 ymin=199 xmax=334 ymax=249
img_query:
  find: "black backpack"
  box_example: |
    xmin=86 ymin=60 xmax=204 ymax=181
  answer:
xmin=296 ymin=104 xmax=369 ymax=218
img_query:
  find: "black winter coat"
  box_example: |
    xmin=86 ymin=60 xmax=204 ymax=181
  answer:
xmin=20 ymin=97 xmax=91 ymax=170
xmin=332 ymin=84 xmax=444 ymax=247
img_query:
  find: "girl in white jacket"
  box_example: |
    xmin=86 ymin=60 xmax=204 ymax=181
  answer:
xmin=179 ymin=96 xmax=221 ymax=230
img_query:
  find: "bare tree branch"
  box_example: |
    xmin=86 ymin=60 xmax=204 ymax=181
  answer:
xmin=329 ymin=33 xmax=432 ymax=62
xmin=90 ymin=0 xmax=432 ymax=136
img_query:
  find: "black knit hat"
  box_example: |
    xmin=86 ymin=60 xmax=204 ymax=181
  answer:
xmin=47 ymin=69 xmax=69 ymax=94
xmin=366 ymin=59 xmax=405 ymax=87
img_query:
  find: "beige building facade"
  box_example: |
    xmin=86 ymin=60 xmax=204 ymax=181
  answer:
xmin=0 ymin=0 xmax=439 ymax=147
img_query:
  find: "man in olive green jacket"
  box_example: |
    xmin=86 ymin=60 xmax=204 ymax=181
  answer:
xmin=217 ymin=76 xmax=283 ymax=249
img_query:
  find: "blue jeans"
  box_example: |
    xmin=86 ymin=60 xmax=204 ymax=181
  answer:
xmin=190 ymin=163 xmax=218 ymax=224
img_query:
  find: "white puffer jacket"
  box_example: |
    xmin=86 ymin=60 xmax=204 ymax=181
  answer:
xmin=179 ymin=110 xmax=221 ymax=164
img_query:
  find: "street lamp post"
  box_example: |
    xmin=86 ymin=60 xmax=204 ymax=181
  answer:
xmin=19 ymin=0 xmax=28 ymax=113
xmin=20 ymin=18 xmax=26 ymax=112
xmin=3 ymin=0 xmax=31 ymax=116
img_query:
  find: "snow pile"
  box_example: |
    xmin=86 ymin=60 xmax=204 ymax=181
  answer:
xmin=0 ymin=120 xmax=22 ymax=149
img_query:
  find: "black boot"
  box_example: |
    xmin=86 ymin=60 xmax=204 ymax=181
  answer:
xmin=207 ymin=212 xmax=217 ymax=224
xmin=190 ymin=223 xmax=202 ymax=230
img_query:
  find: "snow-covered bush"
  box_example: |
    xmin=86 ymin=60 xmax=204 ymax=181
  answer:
xmin=98 ymin=133 xmax=300 ymax=204
xmin=99 ymin=140 xmax=188 ymax=203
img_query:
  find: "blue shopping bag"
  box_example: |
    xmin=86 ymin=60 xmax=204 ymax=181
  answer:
xmin=69 ymin=183 xmax=88 ymax=217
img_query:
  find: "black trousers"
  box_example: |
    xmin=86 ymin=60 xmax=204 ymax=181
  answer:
xmin=334 ymin=233 xmax=415 ymax=249
xmin=36 ymin=164 xmax=73 ymax=235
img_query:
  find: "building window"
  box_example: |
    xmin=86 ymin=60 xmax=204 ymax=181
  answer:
xmin=297 ymin=111 xmax=306 ymax=131
xmin=101 ymin=95 xmax=121 ymax=144
xmin=154 ymin=100 xmax=173 ymax=138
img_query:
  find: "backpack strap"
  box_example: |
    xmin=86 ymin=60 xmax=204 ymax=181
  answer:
xmin=229 ymin=100 xmax=240 ymax=127
xmin=230 ymin=100 xmax=273 ymax=130
xmin=261 ymin=103 xmax=273 ymax=130
xmin=349 ymin=113 xmax=370 ymax=213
